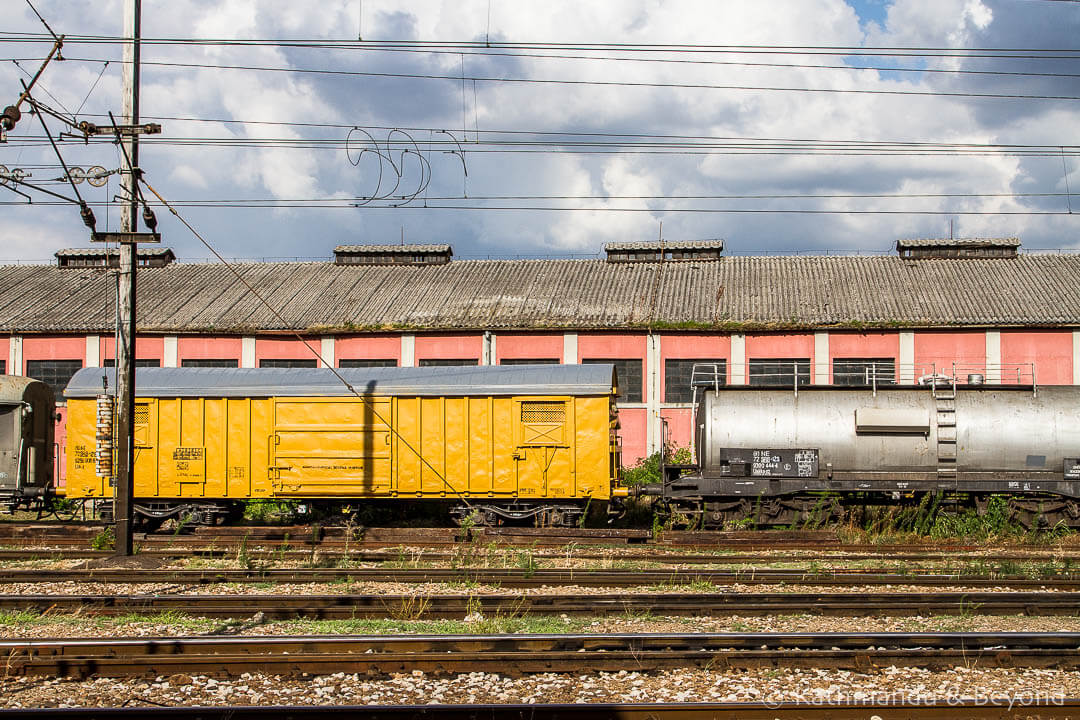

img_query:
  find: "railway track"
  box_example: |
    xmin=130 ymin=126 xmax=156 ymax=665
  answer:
xmin=0 ymin=523 xmax=1009 ymax=553
xmin=5 ymin=590 xmax=1080 ymax=618
xmin=5 ymin=632 xmax=1080 ymax=678
xmin=0 ymin=567 xmax=1077 ymax=587
xmin=1 ymin=546 xmax=1073 ymax=564
xmin=3 ymin=703 xmax=1078 ymax=720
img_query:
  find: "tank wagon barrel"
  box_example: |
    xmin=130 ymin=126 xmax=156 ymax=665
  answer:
xmin=650 ymin=367 xmax=1080 ymax=529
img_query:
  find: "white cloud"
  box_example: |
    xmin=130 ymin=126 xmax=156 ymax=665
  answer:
xmin=0 ymin=0 xmax=1075 ymax=261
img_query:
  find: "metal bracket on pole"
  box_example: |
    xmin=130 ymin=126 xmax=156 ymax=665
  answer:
xmin=91 ymin=232 xmax=160 ymax=244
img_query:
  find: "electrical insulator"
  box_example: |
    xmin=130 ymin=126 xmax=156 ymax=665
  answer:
xmin=95 ymin=395 xmax=115 ymax=480
xmin=142 ymin=205 xmax=157 ymax=230
xmin=80 ymin=203 xmax=96 ymax=231
xmin=0 ymin=105 xmax=19 ymax=132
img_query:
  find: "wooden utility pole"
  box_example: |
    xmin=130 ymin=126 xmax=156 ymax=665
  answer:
xmin=114 ymin=0 xmax=142 ymax=557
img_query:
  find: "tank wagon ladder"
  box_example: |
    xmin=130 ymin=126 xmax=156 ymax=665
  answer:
xmin=932 ymin=371 xmax=958 ymax=486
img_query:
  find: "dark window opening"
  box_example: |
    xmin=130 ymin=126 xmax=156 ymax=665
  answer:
xmin=0 ymin=359 xmax=5 ymax=374
xmin=26 ymin=359 xmax=83 ymax=398
xmin=181 ymin=359 xmax=239 ymax=368
xmin=0 ymin=406 xmax=15 ymax=451
xmin=339 ymin=359 xmax=398 ymax=368
xmin=500 ymin=358 xmax=560 ymax=365
xmin=749 ymin=358 xmax=811 ymax=387
xmin=259 ymin=359 xmax=318 ymax=369
xmin=418 ymin=359 xmax=479 ymax=367
xmin=833 ymin=358 xmax=897 ymax=386
xmin=665 ymin=359 xmax=726 ymax=403
xmin=583 ymin=358 xmax=642 ymax=403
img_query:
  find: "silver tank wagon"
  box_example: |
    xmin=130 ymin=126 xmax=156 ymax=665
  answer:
xmin=655 ymin=383 xmax=1080 ymax=527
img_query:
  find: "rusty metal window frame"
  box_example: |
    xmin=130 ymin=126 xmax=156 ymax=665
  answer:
xmin=665 ymin=358 xmax=726 ymax=403
xmin=259 ymin=359 xmax=318 ymax=369
xmin=338 ymin=358 xmax=398 ymax=368
xmin=582 ymin=358 xmax=642 ymax=403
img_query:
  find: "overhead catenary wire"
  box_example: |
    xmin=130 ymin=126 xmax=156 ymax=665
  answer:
xmin=8 ymin=49 xmax=1080 ymax=81
xmin=137 ymin=178 xmax=473 ymax=508
xmin=4 ymin=33 xmax=1080 ymax=58
xmin=9 ymin=55 xmax=1079 ymax=102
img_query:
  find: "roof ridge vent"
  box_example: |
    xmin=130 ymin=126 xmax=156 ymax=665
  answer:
xmin=605 ymin=239 xmax=724 ymax=263
xmin=896 ymin=237 xmax=1020 ymax=259
xmin=334 ymin=243 xmax=452 ymax=265
xmin=55 ymin=247 xmax=176 ymax=269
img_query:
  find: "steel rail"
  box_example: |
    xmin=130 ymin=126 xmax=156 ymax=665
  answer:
xmin=5 ymin=702 xmax=1080 ymax=720
xmin=0 ymin=568 xmax=1077 ymax=588
xmin=0 ymin=547 xmax=1062 ymax=563
xmin=3 ymin=590 xmax=1079 ymax=618
xmin=4 ymin=632 xmax=1080 ymax=678
xmin=0 ymin=524 xmax=997 ymax=552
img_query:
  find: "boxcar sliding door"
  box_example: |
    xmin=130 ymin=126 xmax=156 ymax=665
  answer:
xmin=269 ymin=397 xmax=392 ymax=496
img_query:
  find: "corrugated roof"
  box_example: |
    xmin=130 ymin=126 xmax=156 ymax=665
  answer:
xmin=55 ymin=247 xmax=175 ymax=257
xmin=334 ymin=244 xmax=452 ymax=254
xmin=897 ymin=237 xmax=1021 ymax=249
xmin=605 ymin=240 xmax=725 ymax=251
xmin=6 ymin=255 xmax=1080 ymax=333
xmin=64 ymin=364 xmax=617 ymax=399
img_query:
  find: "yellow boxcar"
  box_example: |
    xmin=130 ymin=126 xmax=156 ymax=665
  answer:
xmin=64 ymin=364 xmax=621 ymax=526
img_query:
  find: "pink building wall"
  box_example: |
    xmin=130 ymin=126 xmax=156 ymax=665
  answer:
xmin=99 ymin=336 xmax=165 ymax=364
xmin=255 ymin=337 xmax=319 ymax=365
xmin=1001 ymin=330 xmax=1073 ymax=385
xmin=415 ymin=334 xmax=482 ymax=363
xmin=335 ymin=335 xmax=400 ymax=365
xmin=19 ymin=337 xmax=85 ymax=489
xmin=177 ymin=336 xmax=242 ymax=363
xmin=0 ymin=337 xmax=7 ymax=373
xmin=660 ymin=333 xmax=730 ymax=392
xmin=659 ymin=334 xmax=731 ymax=449
xmin=746 ymin=332 xmax=818 ymax=381
xmin=10 ymin=325 xmax=1080 ymax=485
xmin=618 ymin=408 xmax=647 ymax=466
xmin=21 ymin=336 xmax=85 ymax=368
xmin=829 ymin=331 xmax=901 ymax=383
xmin=913 ymin=331 xmax=986 ymax=379
xmin=496 ymin=333 xmax=564 ymax=363
xmin=577 ymin=334 xmax=648 ymax=402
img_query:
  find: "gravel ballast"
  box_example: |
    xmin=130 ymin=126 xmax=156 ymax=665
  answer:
xmin=2 ymin=667 xmax=1075 ymax=709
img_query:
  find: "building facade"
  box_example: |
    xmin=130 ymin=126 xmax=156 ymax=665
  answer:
xmin=2 ymin=237 xmax=1078 ymax=481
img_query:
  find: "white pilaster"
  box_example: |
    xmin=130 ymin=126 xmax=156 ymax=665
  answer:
xmin=401 ymin=334 xmax=416 ymax=367
xmin=645 ymin=334 xmax=662 ymax=454
xmin=320 ymin=337 xmax=335 ymax=369
xmin=482 ymin=332 xmax=496 ymax=365
xmin=85 ymin=335 xmax=100 ymax=367
xmin=813 ymin=331 xmax=829 ymax=385
xmin=730 ymin=334 xmax=746 ymax=385
xmin=163 ymin=336 xmax=178 ymax=368
xmin=985 ymin=330 xmax=1001 ymax=384
xmin=899 ymin=331 xmax=915 ymax=384
xmin=8 ymin=336 xmax=22 ymax=375
xmin=241 ymin=336 xmax=256 ymax=368
xmin=563 ymin=333 xmax=578 ymax=364
xmin=1074 ymin=331 xmax=1080 ymax=385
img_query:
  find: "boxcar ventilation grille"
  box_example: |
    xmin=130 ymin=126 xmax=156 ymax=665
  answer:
xmin=521 ymin=402 xmax=565 ymax=424
xmin=134 ymin=405 xmax=150 ymax=426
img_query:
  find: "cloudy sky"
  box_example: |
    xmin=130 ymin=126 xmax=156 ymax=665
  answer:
xmin=1 ymin=0 xmax=1078 ymax=262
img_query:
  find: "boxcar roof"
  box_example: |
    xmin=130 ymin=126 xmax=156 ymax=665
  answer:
xmin=64 ymin=365 xmax=618 ymax=399
xmin=0 ymin=375 xmax=49 ymax=405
